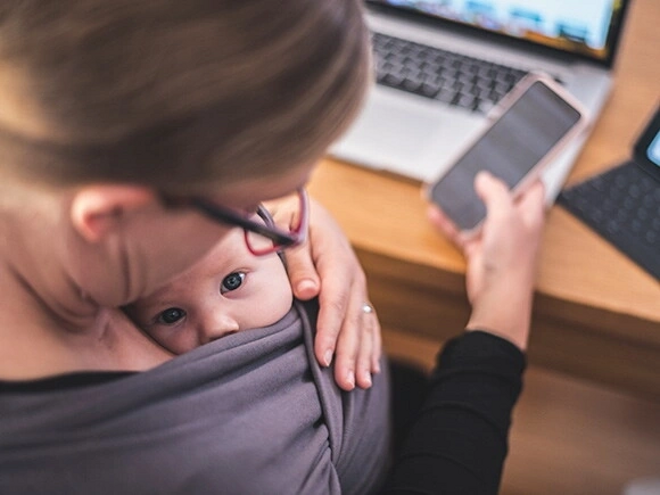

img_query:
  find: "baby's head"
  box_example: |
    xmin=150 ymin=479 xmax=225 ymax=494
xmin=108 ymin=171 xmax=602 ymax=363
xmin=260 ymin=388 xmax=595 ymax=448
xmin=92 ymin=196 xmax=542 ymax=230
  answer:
xmin=126 ymin=226 xmax=292 ymax=354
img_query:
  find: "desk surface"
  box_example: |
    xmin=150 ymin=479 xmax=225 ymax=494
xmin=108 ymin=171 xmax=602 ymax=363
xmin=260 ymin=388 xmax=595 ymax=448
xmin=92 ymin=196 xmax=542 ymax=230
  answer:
xmin=309 ymin=0 xmax=660 ymax=399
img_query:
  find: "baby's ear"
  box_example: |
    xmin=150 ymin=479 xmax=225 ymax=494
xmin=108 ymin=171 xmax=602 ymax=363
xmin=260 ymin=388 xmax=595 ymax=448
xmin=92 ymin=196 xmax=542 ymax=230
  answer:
xmin=70 ymin=185 xmax=156 ymax=242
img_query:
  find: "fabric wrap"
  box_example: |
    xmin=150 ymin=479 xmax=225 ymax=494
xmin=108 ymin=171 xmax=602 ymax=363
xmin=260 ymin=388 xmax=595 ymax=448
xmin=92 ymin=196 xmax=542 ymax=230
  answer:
xmin=0 ymin=300 xmax=391 ymax=495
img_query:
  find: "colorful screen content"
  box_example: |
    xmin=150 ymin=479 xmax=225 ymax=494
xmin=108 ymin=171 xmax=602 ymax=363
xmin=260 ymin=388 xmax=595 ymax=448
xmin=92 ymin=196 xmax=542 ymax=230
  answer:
xmin=370 ymin=0 xmax=623 ymax=62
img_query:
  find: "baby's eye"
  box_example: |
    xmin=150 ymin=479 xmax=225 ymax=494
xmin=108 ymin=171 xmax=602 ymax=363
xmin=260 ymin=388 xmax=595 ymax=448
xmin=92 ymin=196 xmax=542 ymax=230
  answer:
xmin=221 ymin=272 xmax=246 ymax=294
xmin=157 ymin=307 xmax=186 ymax=325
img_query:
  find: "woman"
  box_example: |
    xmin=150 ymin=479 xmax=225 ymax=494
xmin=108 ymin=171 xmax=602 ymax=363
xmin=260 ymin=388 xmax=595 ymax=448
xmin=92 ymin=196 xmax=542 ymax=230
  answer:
xmin=0 ymin=0 xmax=378 ymax=389
xmin=0 ymin=1 xmax=545 ymax=494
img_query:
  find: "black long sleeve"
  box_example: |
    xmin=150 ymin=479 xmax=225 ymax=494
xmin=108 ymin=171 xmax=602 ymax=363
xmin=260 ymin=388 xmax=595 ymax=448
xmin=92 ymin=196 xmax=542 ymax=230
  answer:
xmin=381 ymin=331 xmax=526 ymax=495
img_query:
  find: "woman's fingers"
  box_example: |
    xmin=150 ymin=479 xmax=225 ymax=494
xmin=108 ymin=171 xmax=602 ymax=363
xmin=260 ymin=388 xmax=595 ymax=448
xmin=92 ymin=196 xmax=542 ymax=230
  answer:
xmin=285 ymin=241 xmax=322 ymax=300
xmin=277 ymin=196 xmax=382 ymax=390
xmin=428 ymin=171 xmax=513 ymax=250
xmin=317 ymin=265 xmax=377 ymax=391
xmin=353 ymin=310 xmax=374 ymax=389
xmin=267 ymin=194 xmax=322 ymax=300
xmin=370 ymin=307 xmax=382 ymax=374
xmin=474 ymin=171 xmax=514 ymax=222
xmin=315 ymin=272 xmax=351 ymax=368
xmin=517 ymin=179 xmax=546 ymax=227
xmin=331 ymin=293 xmax=361 ymax=391
xmin=333 ymin=293 xmax=380 ymax=391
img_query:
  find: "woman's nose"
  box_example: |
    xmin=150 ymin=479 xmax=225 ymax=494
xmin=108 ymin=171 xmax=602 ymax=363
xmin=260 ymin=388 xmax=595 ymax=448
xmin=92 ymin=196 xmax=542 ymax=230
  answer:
xmin=199 ymin=312 xmax=239 ymax=344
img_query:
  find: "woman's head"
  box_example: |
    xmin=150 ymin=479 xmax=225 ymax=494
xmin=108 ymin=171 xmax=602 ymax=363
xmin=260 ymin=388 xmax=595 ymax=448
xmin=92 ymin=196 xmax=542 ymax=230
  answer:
xmin=0 ymin=0 xmax=371 ymax=313
xmin=0 ymin=0 xmax=371 ymax=193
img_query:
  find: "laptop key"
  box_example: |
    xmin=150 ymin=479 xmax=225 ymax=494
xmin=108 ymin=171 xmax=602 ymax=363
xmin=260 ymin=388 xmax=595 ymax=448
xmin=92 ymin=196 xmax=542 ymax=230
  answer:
xmin=436 ymin=88 xmax=456 ymax=104
xmin=454 ymin=93 xmax=475 ymax=109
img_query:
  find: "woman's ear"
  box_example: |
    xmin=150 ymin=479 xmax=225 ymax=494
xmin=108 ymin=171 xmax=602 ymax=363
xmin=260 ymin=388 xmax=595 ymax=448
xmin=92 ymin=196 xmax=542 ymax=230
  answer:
xmin=71 ymin=185 xmax=156 ymax=243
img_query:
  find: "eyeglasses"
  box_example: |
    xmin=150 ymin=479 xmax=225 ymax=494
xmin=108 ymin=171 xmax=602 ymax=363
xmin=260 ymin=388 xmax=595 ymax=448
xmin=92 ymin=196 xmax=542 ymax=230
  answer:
xmin=161 ymin=188 xmax=309 ymax=256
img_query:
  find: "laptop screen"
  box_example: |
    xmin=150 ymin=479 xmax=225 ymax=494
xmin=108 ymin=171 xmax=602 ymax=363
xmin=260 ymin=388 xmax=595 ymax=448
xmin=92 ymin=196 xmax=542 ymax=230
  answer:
xmin=367 ymin=0 xmax=630 ymax=66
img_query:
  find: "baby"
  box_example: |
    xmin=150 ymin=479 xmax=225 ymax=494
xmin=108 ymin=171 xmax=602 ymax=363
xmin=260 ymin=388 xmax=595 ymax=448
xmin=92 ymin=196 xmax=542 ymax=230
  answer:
xmin=126 ymin=223 xmax=293 ymax=355
xmin=125 ymin=215 xmax=392 ymax=493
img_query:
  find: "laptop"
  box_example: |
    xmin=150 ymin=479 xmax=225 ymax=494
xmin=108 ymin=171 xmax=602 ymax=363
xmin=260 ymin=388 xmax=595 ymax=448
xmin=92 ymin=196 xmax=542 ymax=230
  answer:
xmin=558 ymin=105 xmax=660 ymax=280
xmin=331 ymin=0 xmax=633 ymax=200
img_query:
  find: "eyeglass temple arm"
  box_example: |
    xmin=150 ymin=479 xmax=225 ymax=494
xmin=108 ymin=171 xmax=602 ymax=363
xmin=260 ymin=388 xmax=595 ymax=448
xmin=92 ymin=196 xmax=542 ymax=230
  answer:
xmin=256 ymin=205 xmax=277 ymax=228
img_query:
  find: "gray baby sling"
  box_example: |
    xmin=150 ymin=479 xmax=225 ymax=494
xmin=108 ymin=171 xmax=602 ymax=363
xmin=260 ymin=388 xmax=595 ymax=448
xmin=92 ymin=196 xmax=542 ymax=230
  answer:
xmin=0 ymin=300 xmax=391 ymax=495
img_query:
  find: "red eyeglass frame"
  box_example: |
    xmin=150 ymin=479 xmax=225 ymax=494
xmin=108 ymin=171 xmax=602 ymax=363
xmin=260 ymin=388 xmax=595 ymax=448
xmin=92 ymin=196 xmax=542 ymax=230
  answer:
xmin=161 ymin=188 xmax=309 ymax=256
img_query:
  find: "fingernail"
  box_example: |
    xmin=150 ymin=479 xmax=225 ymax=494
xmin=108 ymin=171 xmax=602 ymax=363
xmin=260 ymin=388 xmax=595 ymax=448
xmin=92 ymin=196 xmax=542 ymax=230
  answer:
xmin=346 ymin=372 xmax=355 ymax=389
xmin=374 ymin=362 xmax=381 ymax=374
xmin=362 ymin=371 xmax=372 ymax=388
xmin=475 ymin=171 xmax=489 ymax=184
xmin=323 ymin=350 xmax=333 ymax=367
xmin=296 ymin=279 xmax=317 ymax=295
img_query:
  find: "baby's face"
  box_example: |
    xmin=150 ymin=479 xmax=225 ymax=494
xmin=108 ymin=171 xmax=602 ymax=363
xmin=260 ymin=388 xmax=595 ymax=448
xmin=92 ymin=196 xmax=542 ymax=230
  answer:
xmin=127 ymin=228 xmax=293 ymax=354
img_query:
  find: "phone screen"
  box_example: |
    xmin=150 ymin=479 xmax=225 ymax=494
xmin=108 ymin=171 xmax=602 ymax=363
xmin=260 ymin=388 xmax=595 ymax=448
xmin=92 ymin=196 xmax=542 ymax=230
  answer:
xmin=429 ymin=81 xmax=583 ymax=231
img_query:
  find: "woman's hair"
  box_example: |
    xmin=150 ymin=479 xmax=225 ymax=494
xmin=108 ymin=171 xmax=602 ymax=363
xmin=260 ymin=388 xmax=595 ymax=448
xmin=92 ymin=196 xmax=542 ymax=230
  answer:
xmin=0 ymin=0 xmax=371 ymax=192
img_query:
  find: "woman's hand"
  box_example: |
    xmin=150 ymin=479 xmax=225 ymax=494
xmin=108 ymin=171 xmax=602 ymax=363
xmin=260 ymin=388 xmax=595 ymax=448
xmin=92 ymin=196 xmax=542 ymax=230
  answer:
xmin=427 ymin=172 xmax=546 ymax=350
xmin=269 ymin=196 xmax=381 ymax=391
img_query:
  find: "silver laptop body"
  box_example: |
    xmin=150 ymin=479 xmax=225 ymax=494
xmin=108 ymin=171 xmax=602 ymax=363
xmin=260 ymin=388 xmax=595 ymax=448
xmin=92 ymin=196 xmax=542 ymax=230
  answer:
xmin=331 ymin=1 xmax=633 ymax=200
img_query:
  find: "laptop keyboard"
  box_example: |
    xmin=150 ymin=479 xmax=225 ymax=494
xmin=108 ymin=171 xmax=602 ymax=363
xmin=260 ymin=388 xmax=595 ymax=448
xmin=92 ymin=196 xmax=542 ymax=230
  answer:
xmin=557 ymin=162 xmax=660 ymax=280
xmin=372 ymin=32 xmax=529 ymax=114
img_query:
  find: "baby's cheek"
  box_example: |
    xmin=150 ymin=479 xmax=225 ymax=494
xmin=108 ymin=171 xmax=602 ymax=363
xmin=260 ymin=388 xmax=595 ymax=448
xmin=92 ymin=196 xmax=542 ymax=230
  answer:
xmin=154 ymin=327 xmax=197 ymax=355
xmin=248 ymin=288 xmax=293 ymax=329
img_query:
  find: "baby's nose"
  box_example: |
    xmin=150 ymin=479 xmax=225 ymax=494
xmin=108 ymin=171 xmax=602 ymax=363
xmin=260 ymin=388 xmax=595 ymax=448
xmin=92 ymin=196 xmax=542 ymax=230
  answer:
xmin=200 ymin=313 xmax=239 ymax=344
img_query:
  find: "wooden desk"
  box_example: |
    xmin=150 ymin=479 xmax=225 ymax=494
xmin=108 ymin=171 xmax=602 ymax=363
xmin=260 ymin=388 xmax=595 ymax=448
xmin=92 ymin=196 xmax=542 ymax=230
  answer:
xmin=309 ymin=0 xmax=660 ymax=399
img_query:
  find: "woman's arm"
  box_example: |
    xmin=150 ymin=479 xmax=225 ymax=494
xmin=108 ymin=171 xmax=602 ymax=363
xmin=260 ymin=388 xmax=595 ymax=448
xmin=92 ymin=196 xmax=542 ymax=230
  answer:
xmin=383 ymin=331 xmax=525 ymax=495
xmin=383 ymin=172 xmax=546 ymax=494
xmin=428 ymin=172 xmax=546 ymax=351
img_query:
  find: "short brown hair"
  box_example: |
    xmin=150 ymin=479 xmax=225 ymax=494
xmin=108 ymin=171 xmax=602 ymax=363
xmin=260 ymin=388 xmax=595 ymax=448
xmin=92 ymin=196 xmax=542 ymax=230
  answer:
xmin=0 ymin=0 xmax=370 ymax=192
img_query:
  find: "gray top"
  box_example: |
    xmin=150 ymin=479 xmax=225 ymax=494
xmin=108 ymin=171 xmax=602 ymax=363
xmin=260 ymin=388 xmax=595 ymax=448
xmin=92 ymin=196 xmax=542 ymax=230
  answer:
xmin=0 ymin=300 xmax=391 ymax=494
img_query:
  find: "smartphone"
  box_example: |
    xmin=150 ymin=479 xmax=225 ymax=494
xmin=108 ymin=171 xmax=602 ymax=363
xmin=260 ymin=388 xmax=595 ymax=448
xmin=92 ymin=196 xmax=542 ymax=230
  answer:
xmin=425 ymin=73 xmax=590 ymax=235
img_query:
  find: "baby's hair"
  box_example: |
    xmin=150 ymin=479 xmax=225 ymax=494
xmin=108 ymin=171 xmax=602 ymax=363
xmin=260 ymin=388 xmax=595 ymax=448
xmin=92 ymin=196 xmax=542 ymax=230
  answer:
xmin=0 ymin=0 xmax=371 ymax=192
